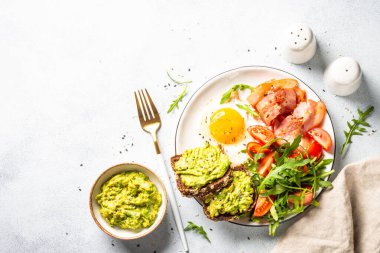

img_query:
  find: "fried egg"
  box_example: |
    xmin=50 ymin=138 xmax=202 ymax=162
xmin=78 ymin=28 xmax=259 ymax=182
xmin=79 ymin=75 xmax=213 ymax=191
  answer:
xmin=199 ymin=89 xmax=261 ymax=166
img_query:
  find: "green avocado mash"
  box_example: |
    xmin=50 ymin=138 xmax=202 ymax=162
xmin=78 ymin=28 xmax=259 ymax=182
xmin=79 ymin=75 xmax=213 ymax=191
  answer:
xmin=96 ymin=171 xmax=162 ymax=230
xmin=174 ymin=143 xmax=231 ymax=189
xmin=205 ymin=171 xmax=254 ymax=218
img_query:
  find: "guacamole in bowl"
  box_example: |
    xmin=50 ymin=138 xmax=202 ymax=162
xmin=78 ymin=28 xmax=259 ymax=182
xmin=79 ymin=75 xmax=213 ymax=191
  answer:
xmin=90 ymin=163 xmax=167 ymax=240
xmin=96 ymin=171 xmax=162 ymax=230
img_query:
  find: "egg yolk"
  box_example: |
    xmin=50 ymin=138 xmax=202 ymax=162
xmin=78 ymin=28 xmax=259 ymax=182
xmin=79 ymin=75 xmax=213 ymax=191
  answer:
xmin=209 ymin=108 xmax=245 ymax=144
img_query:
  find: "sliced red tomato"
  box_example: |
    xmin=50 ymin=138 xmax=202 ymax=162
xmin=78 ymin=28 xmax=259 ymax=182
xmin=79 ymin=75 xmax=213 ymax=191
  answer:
xmin=247 ymin=125 xmax=275 ymax=144
xmin=257 ymin=152 xmax=275 ymax=177
xmin=300 ymin=135 xmax=323 ymax=160
xmin=246 ymin=142 xmax=269 ymax=158
xmin=308 ymin=128 xmax=332 ymax=151
xmin=253 ymin=196 xmax=275 ymax=217
xmin=288 ymin=186 xmax=313 ymax=206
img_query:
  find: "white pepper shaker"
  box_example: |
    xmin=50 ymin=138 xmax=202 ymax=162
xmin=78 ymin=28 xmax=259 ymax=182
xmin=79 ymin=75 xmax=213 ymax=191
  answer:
xmin=324 ymin=57 xmax=362 ymax=96
xmin=282 ymin=23 xmax=317 ymax=64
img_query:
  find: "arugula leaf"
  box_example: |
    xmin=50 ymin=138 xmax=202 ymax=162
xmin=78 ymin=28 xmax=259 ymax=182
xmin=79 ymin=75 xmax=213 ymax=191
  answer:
xmin=341 ymin=106 xmax=374 ymax=156
xmin=167 ymin=86 xmax=188 ymax=113
xmin=184 ymin=221 xmax=210 ymax=243
xmin=236 ymin=104 xmax=259 ymax=117
xmin=220 ymin=84 xmax=253 ymax=104
xmin=167 ymin=71 xmax=192 ymax=85
xmin=249 ymin=135 xmax=335 ymax=236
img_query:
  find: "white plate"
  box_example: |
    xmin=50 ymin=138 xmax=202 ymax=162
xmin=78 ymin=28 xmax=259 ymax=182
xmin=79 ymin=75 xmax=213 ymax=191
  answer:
xmin=174 ymin=66 xmax=335 ymax=226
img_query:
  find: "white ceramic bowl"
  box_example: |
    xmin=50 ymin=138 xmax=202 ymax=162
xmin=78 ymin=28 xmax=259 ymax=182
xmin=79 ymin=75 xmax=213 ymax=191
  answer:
xmin=89 ymin=163 xmax=167 ymax=240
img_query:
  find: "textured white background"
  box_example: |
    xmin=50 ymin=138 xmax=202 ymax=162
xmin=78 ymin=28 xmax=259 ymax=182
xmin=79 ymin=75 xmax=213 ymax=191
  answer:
xmin=1 ymin=1 xmax=379 ymax=253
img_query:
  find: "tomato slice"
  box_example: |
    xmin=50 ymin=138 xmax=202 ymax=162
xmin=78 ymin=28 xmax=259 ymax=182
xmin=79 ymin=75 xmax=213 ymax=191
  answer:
xmin=247 ymin=125 xmax=275 ymax=144
xmin=253 ymin=196 xmax=275 ymax=217
xmin=246 ymin=142 xmax=269 ymax=158
xmin=300 ymin=135 xmax=323 ymax=160
xmin=257 ymin=152 xmax=275 ymax=177
xmin=288 ymin=186 xmax=313 ymax=206
xmin=308 ymin=128 xmax=332 ymax=151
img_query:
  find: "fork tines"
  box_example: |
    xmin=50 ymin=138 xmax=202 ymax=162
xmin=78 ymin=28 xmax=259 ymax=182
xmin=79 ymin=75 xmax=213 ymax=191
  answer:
xmin=134 ymin=89 xmax=160 ymax=122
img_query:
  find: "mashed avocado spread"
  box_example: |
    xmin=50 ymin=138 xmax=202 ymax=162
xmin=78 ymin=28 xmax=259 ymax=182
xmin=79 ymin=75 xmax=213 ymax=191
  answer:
xmin=174 ymin=143 xmax=231 ymax=189
xmin=205 ymin=170 xmax=254 ymax=218
xmin=96 ymin=171 xmax=162 ymax=230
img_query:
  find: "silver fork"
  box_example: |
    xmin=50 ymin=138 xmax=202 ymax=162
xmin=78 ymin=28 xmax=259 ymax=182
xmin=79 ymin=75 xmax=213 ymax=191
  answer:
xmin=134 ymin=89 xmax=189 ymax=253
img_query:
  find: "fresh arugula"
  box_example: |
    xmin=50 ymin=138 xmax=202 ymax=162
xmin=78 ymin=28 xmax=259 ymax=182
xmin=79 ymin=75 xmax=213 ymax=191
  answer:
xmin=341 ymin=106 xmax=374 ymax=156
xmin=220 ymin=84 xmax=253 ymax=104
xmin=236 ymin=104 xmax=259 ymax=118
xmin=184 ymin=221 xmax=210 ymax=243
xmin=246 ymin=135 xmax=334 ymax=236
xmin=167 ymin=85 xmax=188 ymax=113
xmin=167 ymin=71 xmax=192 ymax=85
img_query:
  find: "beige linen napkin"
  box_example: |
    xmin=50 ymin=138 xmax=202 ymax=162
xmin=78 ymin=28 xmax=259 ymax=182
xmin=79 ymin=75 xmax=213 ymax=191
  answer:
xmin=271 ymin=157 xmax=380 ymax=253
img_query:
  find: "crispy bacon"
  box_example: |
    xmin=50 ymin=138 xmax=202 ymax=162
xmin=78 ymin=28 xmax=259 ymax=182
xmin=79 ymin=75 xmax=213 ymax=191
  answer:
xmin=256 ymin=88 xmax=297 ymax=125
xmin=293 ymin=100 xmax=326 ymax=132
xmin=247 ymin=79 xmax=299 ymax=107
xmin=274 ymin=115 xmax=303 ymax=142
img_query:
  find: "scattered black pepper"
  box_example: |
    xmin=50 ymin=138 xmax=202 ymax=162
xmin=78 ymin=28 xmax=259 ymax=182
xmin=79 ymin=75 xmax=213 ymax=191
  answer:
xmin=125 ymin=149 xmax=128 ymax=152
xmin=308 ymin=67 xmax=312 ymax=70
xmin=210 ymin=228 xmax=213 ymax=231
xmin=112 ymin=243 xmax=115 ymax=247
xmin=248 ymin=237 xmax=250 ymax=240
xmin=154 ymin=251 xmax=157 ymax=253
xmin=171 ymin=227 xmax=173 ymax=231
xmin=119 ymin=151 xmax=122 ymax=154
xmin=80 ymin=164 xmax=83 ymax=167
xmin=248 ymin=49 xmax=250 ymax=52
xmin=322 ymin=89 xmax=326 ymax=92
xmin=274 ymin=47 xmax=277 ymax=50
xmin=65 ymin=232 xmax=68 ymax=235
xmin=137 ymin=244 xmax=140 ymax=247
xmin=188 ymin=68 xmax=191 ymax=72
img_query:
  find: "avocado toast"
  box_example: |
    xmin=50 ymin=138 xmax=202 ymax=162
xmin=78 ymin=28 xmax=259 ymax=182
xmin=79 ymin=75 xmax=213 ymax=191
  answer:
xmin=200 ymin=166 xmax=257 ymax=221
xmin=170 ymin=143 xmax=233 ymax=197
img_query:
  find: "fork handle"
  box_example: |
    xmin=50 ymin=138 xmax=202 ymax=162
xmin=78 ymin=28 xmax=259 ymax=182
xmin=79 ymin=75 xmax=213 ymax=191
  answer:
xmin=157 ymin=153 xmax=189 ymax=253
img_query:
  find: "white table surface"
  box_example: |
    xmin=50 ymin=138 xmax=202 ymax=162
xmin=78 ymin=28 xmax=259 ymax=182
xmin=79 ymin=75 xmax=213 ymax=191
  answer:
xmin=1 ymin=1 xmax=379 ymax=252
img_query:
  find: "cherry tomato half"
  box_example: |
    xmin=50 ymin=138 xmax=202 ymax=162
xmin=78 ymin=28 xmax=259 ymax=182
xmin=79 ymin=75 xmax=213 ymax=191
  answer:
xmin=308 ymin=128 xmax=333 ymax=151
xmin=253 ymin=196 xmax=275 ymax=217
xmin=247 ymin=125 xmax=275 ymax=144
xmin=288 ymin=186 xmax=313 ymax=206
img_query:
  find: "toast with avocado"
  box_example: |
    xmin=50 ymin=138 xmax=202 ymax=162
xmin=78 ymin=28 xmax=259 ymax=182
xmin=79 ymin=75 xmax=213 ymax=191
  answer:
xmin=199 ymin=166 xmax=257 ymax=221
xmin=170 ymin=143 xmax=233 ymax=197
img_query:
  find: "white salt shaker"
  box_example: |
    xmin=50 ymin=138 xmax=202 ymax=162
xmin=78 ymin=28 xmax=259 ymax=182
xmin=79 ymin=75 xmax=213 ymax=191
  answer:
xmin=324 ymin=57 xmax=362 ymax=96
xmin=282 ymin=23 xmax=317 ymax=64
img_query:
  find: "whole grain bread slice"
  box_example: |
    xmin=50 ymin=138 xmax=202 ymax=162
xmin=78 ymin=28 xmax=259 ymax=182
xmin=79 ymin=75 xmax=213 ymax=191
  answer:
xmin=199 ymin=165 xmax=258 ymax=221
xmin=170 ymin=154 xmax=233 ymax=197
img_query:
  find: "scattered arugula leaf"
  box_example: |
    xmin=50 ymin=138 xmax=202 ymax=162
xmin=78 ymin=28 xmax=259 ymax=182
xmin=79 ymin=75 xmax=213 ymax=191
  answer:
xmin=220 ymin=84 xmax=253 ymax=104
xmin=167 ymin=85 xmax=188 ymax=113
xmin=341 ymin=106 xmax=374 ymax=156
xmin=184 ymin=221 xmax=210 ymax=243
xmin=236 ymin=104 xmax=259 ymax=117
xmin=167 ymin=71 xmax=192 ymax=85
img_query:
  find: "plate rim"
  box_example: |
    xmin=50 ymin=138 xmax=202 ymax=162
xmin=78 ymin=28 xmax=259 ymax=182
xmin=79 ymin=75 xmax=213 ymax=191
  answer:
xmin=174 ymin=65 xmax=336 ymax=227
